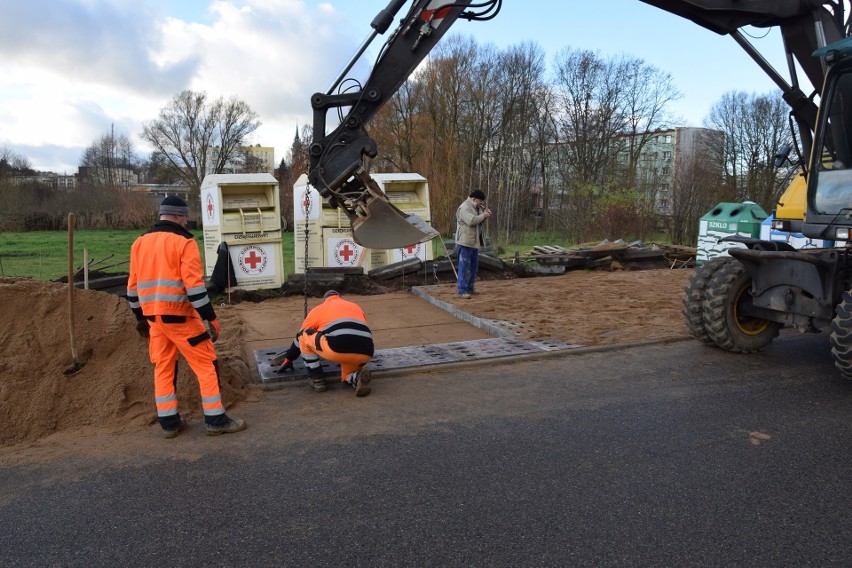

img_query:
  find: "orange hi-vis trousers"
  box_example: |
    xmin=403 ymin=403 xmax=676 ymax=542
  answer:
xmin=147 ymin=315 xmax=226 ymax=426
xmin=298 ymin=330 xmax=371 ymax=381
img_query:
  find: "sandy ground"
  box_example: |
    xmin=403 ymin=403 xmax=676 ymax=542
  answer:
xmin=421 ymin=269 xmax=692 ymax=346
xmin=0 ymin=267 xmax=691 ymax=454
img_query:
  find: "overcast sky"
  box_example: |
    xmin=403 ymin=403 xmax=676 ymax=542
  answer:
xmin=1 ymin=0 xmax=801 ymax=174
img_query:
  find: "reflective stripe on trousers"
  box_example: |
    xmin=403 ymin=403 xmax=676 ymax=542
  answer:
xmin=298 ymin=331 xmax=371 ymax=381
xmin=148 ymin=315 xmax=225 ymax=421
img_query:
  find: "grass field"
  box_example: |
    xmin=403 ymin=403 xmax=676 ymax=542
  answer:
xmin=0 ymin=230 xmax=299 ymax=281
xmin=0 ymin=228 xmax=578 ymax=282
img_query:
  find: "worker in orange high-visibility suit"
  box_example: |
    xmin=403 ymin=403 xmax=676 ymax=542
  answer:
xmin=276 ymin=290 xmax=375 ymax=396
xmin=127 ymin=195 xmax=246 ymax=438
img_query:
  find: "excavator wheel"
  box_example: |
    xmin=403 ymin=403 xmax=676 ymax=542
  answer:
xmin=702 ymin=257 xmax=781 ymax=353
xmin=829 ymin=290 xmax=852 ymax=380
xmin=681 ymin=257 xmax=728 ymax=346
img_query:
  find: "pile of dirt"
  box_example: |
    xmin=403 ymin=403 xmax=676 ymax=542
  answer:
xmin=0 ymin=278 xmax=253 ymax=446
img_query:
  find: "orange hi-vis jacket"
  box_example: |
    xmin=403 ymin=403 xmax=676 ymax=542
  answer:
xmin=283 ymin=295 xmax=375 ymax=362
xmin=127 ymin=221 xmax=216 ymax=322
xmin=127 ymin=221 xmax=224 ymax=427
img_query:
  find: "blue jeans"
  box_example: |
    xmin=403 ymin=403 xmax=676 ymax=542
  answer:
xmin=456 ymin=245 xmax=479 ymax=295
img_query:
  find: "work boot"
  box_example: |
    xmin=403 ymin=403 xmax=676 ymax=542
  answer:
xmin=162 ymin=420 xmax=188 ymax=439
xmin=309 ymin=375 xmax=328 ymax=392
xmin=206 ymin=418 xmax=247 ymax=436
xmin=347 ymin=369 xmax=372 ymax=397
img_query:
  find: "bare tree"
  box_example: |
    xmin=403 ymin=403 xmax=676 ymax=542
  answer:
xmin=550 ymin=48 xmax=629 ymax=241
xmin=0 ymin=147 xmax=34 ymax=231
xmin=487 ymin=42 xmax=549 ymax=244
xmin=0 ymin=146 xmax=33 ymax=177
xmin=140 ymin=90 xmax=261 ymax=203
xmin=667 ymin=131 xmax=729 ymax=246
xmin=706 ymin=90 xmax=793 ymax=210
xmin=372 ymin=79 xmax=425 ymax=173
xmin=142 ymin=151 xmax=182 ymax=184
xmin=616 ymin=57 xmax=681 ymax=182
xmin=79 ymin=127 xmax=140 ymax=189
xmin=277 ymin=125 xmax=312 ymax=227
xmin=365 ymin=38 xmax=683 ymax=244
xmin=415 ymin=35 xmax=482 ymax=235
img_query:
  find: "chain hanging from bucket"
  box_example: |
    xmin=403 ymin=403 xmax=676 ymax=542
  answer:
xmin=302 ymin=183 xmax=312 ymax=319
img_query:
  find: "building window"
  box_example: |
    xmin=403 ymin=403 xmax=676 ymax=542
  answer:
xmin=662 ymin=151 xmax=671 ymax=160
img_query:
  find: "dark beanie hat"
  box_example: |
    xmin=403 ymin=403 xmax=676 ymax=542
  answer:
xmin=469 ymin=189 xmax=486 ymax=200
xmin=159 ymin=195 xmax=189 ymax=216
xmin=323 ymin=290 xmax=340 ymax=300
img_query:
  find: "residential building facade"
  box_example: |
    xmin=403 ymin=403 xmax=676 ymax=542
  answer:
xmin=629 ymin=127 xmax=723 ymax=214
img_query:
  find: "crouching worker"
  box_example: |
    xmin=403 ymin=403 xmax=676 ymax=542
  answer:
xmin=276 ymin=290 xmax=374 ymax=397
xmin=127 ymin=195 xmax=246 ymax=438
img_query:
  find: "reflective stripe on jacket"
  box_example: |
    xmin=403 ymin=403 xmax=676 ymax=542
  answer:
xmin=284 ymin=295 xmax=374 ymax=361
xmin=127 ymin=221 xmax=216 ymax=320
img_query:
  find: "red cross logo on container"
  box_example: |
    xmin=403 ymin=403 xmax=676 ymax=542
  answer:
xmin=238 ymin=245 xmax=268 ymax=276
xmin=333 ymin=239 xmax=360 ymax=266
xmin=206 ymin=194 xmax=216 ymax=224
xmin=400 ymin=243 xmax=422 ymax=260
xmin=302 ymin=190 xmax=312 ymax=214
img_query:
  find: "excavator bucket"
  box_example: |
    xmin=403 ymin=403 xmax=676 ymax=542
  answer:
xmin=350 ymin=194 xmax=439 ymax=249
xmin=344 ymin=173 xmax=439 ymax=249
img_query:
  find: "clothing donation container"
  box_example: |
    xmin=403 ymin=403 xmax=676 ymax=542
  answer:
xmin=200 ymin=173 xmax=283 ymax=290
xmin=292 ymin=172 xmax=434 ymax=274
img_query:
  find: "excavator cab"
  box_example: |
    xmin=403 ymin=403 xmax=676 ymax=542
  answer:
xmin=805 ymin=39 xmax=852 ymax=239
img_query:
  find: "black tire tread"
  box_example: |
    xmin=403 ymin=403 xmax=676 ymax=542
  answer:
xmin=703 ymin=257 xmax=780 ymax=353
xmin=830 ymin=290 xmax=852 ymax=379
xmin=682 ymin=257 xmax=728 ymax=346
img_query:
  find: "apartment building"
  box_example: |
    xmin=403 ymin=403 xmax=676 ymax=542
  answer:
xmin=207 ymin=144 xmax=276 ymax=175
xmin=626 ymin=127 xmax=723 ymax=214
xmin=9 ymin=172 xmax=78 ymax=191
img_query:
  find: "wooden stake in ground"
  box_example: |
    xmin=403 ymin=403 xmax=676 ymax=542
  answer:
xmin=64 ymin=213 xmax=83 ymax=376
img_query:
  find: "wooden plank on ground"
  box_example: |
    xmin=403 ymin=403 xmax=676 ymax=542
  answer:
xmin=479 ymin=254 xmax=506 ymax=272
xmin=368 ymin=258 xmax=423 ymax=281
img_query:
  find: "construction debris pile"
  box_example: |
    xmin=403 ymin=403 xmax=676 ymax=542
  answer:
xmin=68 ymin=240 xmax=696 ymax=301
xmin=519 ymin=240 xmax=696 ymax=274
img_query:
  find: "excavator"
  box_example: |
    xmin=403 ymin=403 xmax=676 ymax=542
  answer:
xmin=307 ymin=0 xmax=852 ymax=379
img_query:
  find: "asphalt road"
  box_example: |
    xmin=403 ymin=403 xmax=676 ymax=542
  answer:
xmin=1 ymin=332 xmax=851 ymax=567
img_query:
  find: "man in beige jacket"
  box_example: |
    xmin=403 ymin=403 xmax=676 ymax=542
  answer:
xmin=454 ymin=189 xmax=492 ymax=299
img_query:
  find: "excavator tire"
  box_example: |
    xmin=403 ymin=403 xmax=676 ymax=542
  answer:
xmin=703 ymin=256 xmax=781 ymax=353
xmin=681 ymin=257 xmax=728 ymax=346
xmin=829 ymin=290 xmax=852 ymax=380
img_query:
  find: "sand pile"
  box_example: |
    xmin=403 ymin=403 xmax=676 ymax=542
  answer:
xmin=0 ymin=278 xmax=253 ymax=446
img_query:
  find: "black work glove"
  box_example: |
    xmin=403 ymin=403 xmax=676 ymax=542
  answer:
xmin=135 ymin=319 xmax=150 ymax=338
xmin=277 ymin=358 xmax=295 ymax=373
xmin=205 ymin=319 xmax=220 ymax=343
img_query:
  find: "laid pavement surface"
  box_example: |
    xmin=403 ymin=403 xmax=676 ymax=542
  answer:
xmin=248 ymin=286 xmax=581 ymax=385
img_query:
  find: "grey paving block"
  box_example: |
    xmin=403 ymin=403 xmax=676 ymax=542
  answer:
xmin=254 ymin=336 xmax=578 ymax=383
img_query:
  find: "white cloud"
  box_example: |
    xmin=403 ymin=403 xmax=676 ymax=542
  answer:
xmin=0 ymin=0 xmax=367 ymax=172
